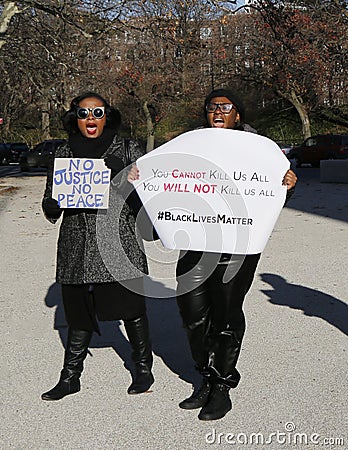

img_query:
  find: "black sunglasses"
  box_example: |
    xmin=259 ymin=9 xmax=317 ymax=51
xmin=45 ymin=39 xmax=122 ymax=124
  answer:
xmin=76 ymin=106 xmax=105 ymax=120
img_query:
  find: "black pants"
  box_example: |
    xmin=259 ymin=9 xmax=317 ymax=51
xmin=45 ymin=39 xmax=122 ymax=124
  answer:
xmin=176 ymin=251 xmax=261 ymax=387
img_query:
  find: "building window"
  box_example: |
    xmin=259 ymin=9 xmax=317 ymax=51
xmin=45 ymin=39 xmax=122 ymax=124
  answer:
xmin=200 ymin=27 xmax=212 ymax=40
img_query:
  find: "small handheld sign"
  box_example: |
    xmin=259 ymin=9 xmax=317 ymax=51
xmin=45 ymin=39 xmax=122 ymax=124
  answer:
xmin=52 ymin=158 xmax=111 ymax=209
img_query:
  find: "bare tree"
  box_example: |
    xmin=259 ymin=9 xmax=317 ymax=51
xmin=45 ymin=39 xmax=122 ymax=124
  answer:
xmin=238 ymin=0 xmax=347 ymax=138
xmin=204 ymin=0 xmax=347 ymax=138
xmin=1 ymin=0 xmax=346 ymax=144
xmin=100 ymin=0 xmax=225 ymax=150
xmin=0 ymin=1 xmax=129 ymax=139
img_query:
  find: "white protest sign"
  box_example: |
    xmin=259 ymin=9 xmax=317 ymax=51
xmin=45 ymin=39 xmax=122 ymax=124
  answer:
xmin=52 ymin=158 xmax=111 ymax=209
xmin=134 ymin=128 xmax=290 ymax=254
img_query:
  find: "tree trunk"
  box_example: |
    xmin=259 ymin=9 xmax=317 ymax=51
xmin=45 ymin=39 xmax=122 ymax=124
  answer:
xmin=289 ymin=89 xmax=311 ymax=139
xmin=143 ymin=101 xmax=155 ymax=152
xmin=0 ymin=2 xmax=19 ymax=50
xmin=278 ymin=89 xmax=311 ymax=139
xmin=41 ymin=100 xmax=51 ymax=140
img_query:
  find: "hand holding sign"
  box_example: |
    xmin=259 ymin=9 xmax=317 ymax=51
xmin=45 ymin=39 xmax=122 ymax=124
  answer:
xmin=42 ymin=197 xmax=62 ymax=219
xmin=104 ymin=154 xmax=124 ymax=179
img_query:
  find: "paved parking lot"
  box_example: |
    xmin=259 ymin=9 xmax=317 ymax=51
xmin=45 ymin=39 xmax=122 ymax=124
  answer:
xmin=0 ymin=166 xmax=347 ymax=449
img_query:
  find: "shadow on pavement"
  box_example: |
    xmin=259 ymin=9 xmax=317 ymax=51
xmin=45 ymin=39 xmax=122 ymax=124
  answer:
xmin=260 ymin=273 xmax=348 ymax=337
xmin=285 ymin=167 xmax=348 ymax=223
xmin=44 ymin=281 xmax=196 ymax=386
xmin=144 ymin=276 xmax=198 ymax=385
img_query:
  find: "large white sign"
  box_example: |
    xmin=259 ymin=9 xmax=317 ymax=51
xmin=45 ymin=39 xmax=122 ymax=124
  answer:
xmin=134 ymin=129 xmax=290 ymax=254
xmin=52 ymin=158 xmax=111 ymax=209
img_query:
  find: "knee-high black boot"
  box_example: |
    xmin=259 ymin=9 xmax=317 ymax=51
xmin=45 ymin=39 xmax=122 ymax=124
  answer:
xmin=196 ymin=329 xmax=243 ymax=420
xmin=124 ymin=315 xmax=154 ymax=394
xmin=177 ymin=316 xmax=213 ymax=409
xmin=208 ymin=328 xmax=243 ymax=388
xmin=41 ymin=328 xmax=92 ymax=401
xmin=178 ymin=328 xmax=212 ymax=409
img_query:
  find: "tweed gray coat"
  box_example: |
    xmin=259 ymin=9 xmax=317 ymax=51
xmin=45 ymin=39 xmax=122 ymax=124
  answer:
xmin=43 ymin=135 xmax=148 ymax=284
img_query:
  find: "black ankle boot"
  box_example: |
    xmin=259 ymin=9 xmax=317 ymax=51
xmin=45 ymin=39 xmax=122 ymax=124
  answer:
xmin=41 ymin=328 xmax=92 ymax=401
xmin=124 ymin=315 xmax=154 ymax=394
xmin=198 ymin=383 xmax=232 ymax=420
xmin=179 ymin=378 xmax=211 ymax=409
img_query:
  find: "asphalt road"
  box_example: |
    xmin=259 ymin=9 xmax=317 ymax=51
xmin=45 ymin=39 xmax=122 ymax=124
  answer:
xmin=0 ymin=165 xmax=347 ymax=450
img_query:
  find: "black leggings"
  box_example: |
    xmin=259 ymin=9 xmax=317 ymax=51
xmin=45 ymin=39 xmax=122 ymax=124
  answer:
xmin=176 ymin=252 xmax=261 ymax=387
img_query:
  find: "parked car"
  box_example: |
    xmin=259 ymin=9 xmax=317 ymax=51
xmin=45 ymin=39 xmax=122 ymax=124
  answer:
xmin=0 ymin=142 xmax=29 ymax=165
xmin=287 ymin=134 xmax=348 ymax=167
xmin=276 ymin=142 xmax=292 ymax=156
xmin=0 ymin=143 xmax=11 ymax=165
xmin=19 ymin=139 xmax=65 ymax=171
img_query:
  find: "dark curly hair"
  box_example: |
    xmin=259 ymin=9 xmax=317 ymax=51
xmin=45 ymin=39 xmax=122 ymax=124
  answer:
xmin=62 ymin=92 xmax=121 ymax=134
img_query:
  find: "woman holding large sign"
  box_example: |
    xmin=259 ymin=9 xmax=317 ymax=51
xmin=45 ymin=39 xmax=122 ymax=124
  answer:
xmin=41 ymin=92 xmax=154 ymax=401
xmin=175 ymin=89 xmax=297 ymax=420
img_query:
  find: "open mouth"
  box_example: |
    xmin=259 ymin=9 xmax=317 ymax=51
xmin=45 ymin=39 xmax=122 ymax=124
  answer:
xmin=86 ymin=123 xmax=97 ymax=135
xmin=212 ymin=117 xmax=225 ymax=128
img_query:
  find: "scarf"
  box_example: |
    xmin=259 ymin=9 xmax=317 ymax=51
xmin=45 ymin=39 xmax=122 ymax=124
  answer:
xmin=69 ymin=128 xmax=116 ymax=159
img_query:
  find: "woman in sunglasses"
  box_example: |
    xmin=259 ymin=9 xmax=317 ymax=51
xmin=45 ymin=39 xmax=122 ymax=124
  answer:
xmin=175 ymin=88 xmax=297 ymax=420
xmin=41 ymin=92 xmax=154 ymax=401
